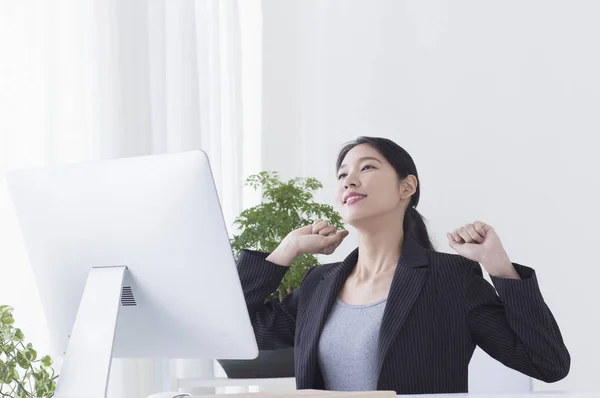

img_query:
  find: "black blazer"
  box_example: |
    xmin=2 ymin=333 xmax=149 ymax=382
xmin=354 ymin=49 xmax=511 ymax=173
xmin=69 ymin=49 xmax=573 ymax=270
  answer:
xmin=236 ymin=236 xmax=570 ymax=394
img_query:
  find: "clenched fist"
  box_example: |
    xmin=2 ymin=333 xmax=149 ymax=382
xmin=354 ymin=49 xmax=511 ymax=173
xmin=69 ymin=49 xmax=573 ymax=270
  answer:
xmin=268 ymin=219 xmax=350 ymax=267
xmin=288 ymin=219 xmax=349 ymax=256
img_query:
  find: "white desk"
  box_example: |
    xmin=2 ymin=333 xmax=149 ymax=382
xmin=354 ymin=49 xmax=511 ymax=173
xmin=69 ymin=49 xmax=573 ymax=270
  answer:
xmin=399 ymin=394 xmax=598 ymax=398
xmin=397 ymin=394 xmax=600 ymax=398
xmin=430 ymin=394 xmax=596 ymax=398
xmin=179 ymin=377 xmax=295 ymax=391
xmin=188 ymin=393 xmax=600 ymax=398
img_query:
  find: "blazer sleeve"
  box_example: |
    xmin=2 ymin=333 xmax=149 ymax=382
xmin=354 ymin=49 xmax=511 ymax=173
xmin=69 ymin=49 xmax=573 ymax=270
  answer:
xmin=236 ymin=249 xmax=314 ymax=350
xmin=466 ymin=261 xmax=571 ymax=383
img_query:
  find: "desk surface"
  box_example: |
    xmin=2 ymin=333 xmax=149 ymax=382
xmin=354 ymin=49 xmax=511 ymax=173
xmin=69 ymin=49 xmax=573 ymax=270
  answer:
xmin=191 ymin=392 xmax=600 ymax=398
xmin=400 ymin=394 xmax=599 ymax=398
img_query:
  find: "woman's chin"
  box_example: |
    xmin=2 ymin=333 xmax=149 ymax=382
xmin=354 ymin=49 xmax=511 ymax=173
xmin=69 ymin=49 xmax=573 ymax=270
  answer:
xmin=342 ymin=211 xmax=370 ymax=227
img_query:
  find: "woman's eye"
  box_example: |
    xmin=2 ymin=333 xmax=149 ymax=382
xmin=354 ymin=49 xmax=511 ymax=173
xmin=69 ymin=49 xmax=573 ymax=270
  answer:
xmin=337 ymin=165 xmax=374 ymax=180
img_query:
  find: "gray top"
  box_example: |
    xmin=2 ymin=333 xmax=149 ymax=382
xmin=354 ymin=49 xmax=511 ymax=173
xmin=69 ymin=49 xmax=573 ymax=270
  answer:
xmin=317 ymin=296 xmax=388 ymax=391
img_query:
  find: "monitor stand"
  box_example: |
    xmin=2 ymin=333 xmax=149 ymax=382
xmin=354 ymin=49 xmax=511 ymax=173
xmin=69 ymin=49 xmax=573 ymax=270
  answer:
xmin=55 ymin=266 xmax=127 ymax=398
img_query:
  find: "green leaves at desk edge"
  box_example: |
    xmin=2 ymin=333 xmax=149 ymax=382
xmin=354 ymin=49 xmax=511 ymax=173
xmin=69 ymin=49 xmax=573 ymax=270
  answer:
xmin=230 ymin=171 xmax=345 ymax=302
xmin=0 ymin=305 xmax=57 ymax=398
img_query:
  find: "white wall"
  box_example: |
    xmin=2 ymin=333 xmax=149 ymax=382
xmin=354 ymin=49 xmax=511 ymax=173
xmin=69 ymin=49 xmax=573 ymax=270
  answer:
xmin=261 ymin=0 xmax=304 ymax=180
xmin=262 ymin=0 xmax=600 ymax=392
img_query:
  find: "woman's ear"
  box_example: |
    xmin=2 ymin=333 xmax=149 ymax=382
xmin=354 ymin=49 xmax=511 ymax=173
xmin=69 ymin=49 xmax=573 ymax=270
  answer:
xmin=401 ymin=175 xmax=418 ymax=198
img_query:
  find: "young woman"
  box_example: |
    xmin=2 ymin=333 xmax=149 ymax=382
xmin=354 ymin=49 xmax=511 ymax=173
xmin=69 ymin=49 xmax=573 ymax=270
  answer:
xmin=236 ymin=136 xmax=570 ymax=394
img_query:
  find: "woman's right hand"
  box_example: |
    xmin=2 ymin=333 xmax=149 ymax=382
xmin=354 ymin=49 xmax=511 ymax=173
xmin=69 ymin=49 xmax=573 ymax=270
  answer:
xmin=288 ymin=219 xmax=349 ymax=256
xmin=266 ymin=219 xmax=349 ymax=267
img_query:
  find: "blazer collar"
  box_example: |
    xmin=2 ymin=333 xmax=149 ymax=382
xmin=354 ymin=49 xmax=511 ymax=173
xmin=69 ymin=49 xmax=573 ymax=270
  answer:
xmin=321 ymin=235 xmax=430 ymax=281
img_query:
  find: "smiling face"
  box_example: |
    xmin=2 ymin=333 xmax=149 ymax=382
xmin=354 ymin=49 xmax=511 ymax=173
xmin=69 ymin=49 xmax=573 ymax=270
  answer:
xmin=334 ymin=143 xmax=416 ymax=228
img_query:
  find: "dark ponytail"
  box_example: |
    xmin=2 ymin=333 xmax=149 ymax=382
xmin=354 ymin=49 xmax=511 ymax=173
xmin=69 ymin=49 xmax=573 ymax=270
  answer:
xmin=336 ymin=136 xmax=435 ymax=251
xmin=404 ymin=206 xmax=434 ymax=251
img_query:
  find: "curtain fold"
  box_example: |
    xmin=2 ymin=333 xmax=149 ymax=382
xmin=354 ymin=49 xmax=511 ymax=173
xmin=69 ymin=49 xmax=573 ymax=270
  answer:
xmin=1 ymin=0 xmax=246 ymax=396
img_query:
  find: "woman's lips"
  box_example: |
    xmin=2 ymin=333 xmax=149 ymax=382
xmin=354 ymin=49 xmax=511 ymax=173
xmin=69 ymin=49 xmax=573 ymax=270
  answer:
xmin=345 ymin=195 xmax=366 ymax=205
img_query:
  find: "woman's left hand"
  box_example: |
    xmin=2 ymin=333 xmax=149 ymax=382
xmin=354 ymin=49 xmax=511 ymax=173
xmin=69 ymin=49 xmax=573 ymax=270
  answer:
xmin=447 ymin=221 xmax=519 ymax=278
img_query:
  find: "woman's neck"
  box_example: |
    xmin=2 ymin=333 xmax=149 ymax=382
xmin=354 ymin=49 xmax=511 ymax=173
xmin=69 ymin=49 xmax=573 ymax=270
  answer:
xmin=353 ymin=219 xmax=405 ymax=281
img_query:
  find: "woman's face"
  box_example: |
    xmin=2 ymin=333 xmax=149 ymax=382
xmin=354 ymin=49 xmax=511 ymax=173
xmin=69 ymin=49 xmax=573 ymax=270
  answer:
xmin=334 ymin=143 xmax=415 ymax=227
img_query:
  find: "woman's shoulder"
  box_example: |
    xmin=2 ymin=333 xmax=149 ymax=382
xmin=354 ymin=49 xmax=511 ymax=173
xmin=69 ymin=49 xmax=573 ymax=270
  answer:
xmin=429 ymin=250 xmax=483 ymax=278
xmin=301 ymin=261 xmax=338 ymax=282
xmin=428 ymin=251 xmax=490 ymax=304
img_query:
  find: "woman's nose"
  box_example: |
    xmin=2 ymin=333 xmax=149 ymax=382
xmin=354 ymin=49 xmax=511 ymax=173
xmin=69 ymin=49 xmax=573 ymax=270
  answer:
xmin=343 ymin=174 xmax=360 ymax=189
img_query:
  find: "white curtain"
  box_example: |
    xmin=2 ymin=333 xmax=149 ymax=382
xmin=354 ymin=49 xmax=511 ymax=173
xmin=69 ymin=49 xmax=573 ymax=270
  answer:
xmin=0 ymin=0 xmax=257 ymax=396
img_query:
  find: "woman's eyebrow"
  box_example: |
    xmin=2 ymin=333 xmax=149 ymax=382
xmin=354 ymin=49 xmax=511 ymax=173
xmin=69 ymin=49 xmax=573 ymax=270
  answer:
xmin=338 ymin=156 xmax=383 ymax=170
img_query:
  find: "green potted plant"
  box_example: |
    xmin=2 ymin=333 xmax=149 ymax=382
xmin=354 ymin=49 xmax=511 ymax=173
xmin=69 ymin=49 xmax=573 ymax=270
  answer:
xmin=0 ymin=305 xmax=57 ymax=398
xmin=218 ymin=171 xmax=345 ymax=379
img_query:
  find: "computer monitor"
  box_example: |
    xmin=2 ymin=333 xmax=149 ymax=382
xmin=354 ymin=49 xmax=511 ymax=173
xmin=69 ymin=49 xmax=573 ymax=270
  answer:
xmin=6 ymin=150 xmax=258 ymax=398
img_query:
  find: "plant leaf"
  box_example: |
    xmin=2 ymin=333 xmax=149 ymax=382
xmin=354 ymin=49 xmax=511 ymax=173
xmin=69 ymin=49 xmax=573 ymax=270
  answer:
xmin=10 ymin=365 xmax=19 ymax=381
xmin=16 ymin=350 xmax=30 ymax=369
xmin=27 ymin=347 xmax=37 ymax=362
xmin=41 ymin=356 xmax=52 ymax=368
xmin=0 ymin=362 xmax=8 ymax=383
xmin=0 ymin=306 xmax=13 ymax=316
xmin=2 ymin=314 xmax=15 ymax=326
xmin=13 ymin=328 xmax=24 ymax=342
xmin=3 ymin=330 xmax=16 ymax=342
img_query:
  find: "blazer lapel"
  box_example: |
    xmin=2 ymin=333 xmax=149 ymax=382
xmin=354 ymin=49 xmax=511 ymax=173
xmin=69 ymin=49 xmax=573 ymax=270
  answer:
xmin=376 ymin=237 xmax=430 ymax=375
xmin=298 ymin=248 xmax=358 ymax=389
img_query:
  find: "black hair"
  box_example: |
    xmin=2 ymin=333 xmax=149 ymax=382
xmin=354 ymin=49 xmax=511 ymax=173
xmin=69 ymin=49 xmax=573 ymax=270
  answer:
xmin=336 ymin=136 xmax=435 ymax=250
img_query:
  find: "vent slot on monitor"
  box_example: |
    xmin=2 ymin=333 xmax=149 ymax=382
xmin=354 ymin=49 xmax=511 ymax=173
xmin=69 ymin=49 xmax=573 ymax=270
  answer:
xmin=121 ymin=286 xmax=137 ymax=307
